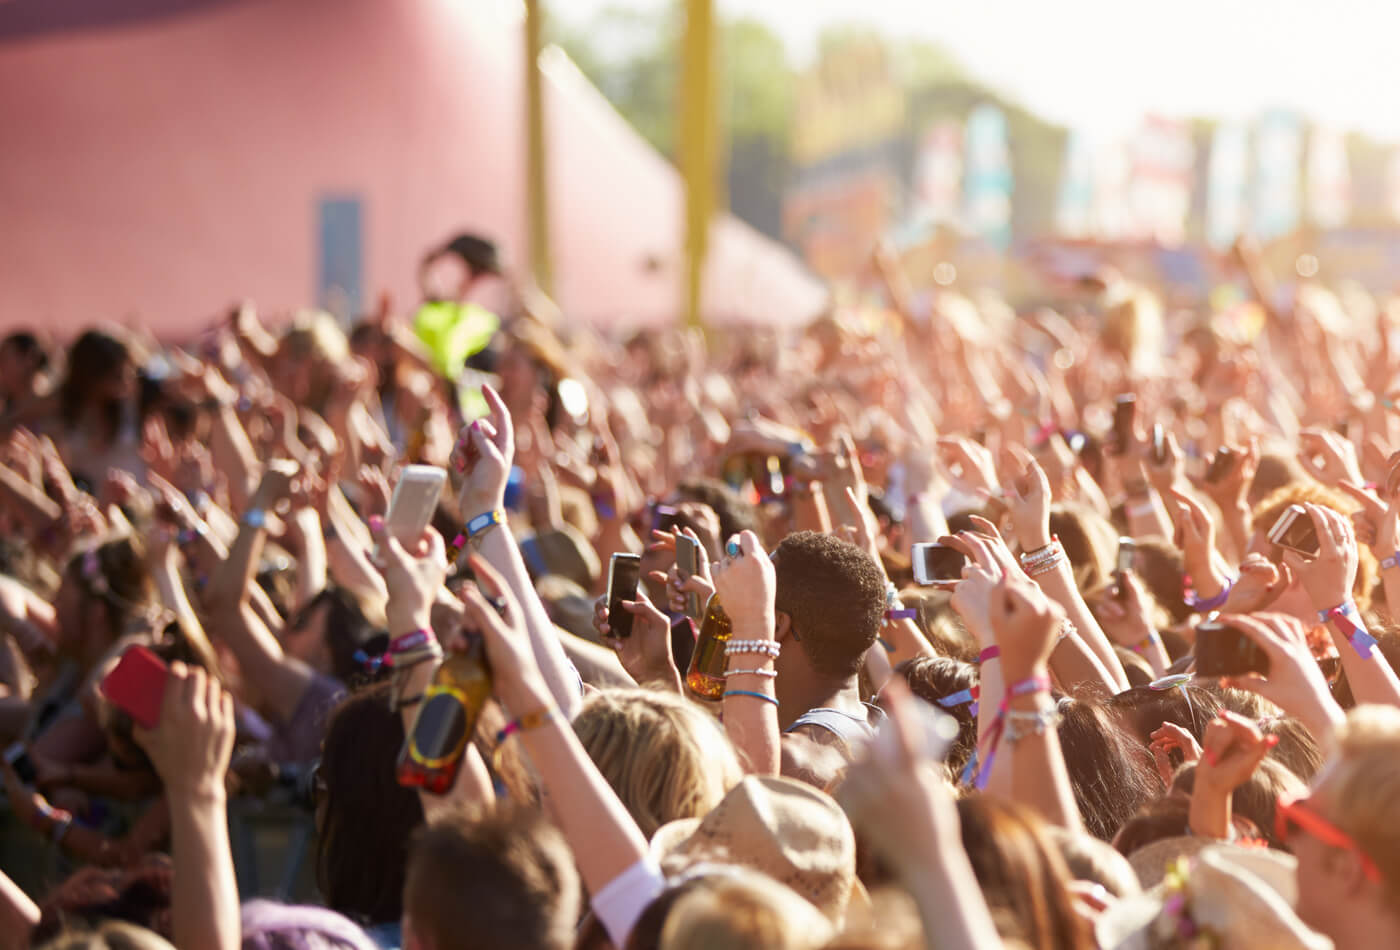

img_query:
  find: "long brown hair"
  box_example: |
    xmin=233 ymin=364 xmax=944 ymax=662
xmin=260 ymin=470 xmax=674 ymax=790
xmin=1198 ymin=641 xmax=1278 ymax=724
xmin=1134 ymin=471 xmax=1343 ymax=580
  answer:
xmin=956 ymin=796 xmax=1094 ymax=950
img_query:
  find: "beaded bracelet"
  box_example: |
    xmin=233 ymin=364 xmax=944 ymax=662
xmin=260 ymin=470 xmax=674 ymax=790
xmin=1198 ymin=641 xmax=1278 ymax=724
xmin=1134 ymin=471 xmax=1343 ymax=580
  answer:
xmin=1004 ymin=705 xmax=1063 ymax=742
xmin=724 ymin=639 xmax=781 ymax=659
xmin=1130 ymin=631 xmax=1161 ymax=656
xmin=724 ymin=668 xmax=778 ymax=679
xmin=1019 ymin=536 xmax=1060 ymax=564
xmin=722 ymin=689 xmax=779 ymax=707
xmin=1024 ymin=550 xmax=1067 ymax=577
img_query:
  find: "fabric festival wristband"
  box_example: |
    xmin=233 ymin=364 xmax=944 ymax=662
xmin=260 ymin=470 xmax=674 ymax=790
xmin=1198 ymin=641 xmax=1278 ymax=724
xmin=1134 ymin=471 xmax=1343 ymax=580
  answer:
xmin=1131 ymin=631 xmax=1161 ymax=655
xmin=466 ymin=509 xmax=505 ymax=542
xmin=722 ymin=689 xmax=779 ymax=707
xmin=389 ymin=629 xmax=437 ymax=654
xmin=978 ymin=645 xmax=1001 ymax=664
xmin=968 ymin=675 xmax=1052 ymax=790
xmin=1318 ymin=602 xmax=1378 ymax=659
xmin=936 ymin=685 xmax=980 ymax=711
xmin=1183 ymin=575 xmax=1233 ymax=612
xmin=495 ymin=706 xmax=558 ymax=744
xmin=885 ymin=607 xmax=918 ymax=621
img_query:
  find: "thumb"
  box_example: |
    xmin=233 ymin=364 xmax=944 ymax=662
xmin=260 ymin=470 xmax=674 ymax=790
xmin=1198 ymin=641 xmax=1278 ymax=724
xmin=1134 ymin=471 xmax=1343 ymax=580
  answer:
xmin=1337 ymin=480 xmax=1383 ymax=516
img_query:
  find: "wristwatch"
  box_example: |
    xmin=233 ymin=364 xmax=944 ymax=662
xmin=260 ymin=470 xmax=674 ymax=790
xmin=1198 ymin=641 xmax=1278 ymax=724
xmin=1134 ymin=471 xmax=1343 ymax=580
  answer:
xmin=241 ymin=507 xmax=267 ymax=529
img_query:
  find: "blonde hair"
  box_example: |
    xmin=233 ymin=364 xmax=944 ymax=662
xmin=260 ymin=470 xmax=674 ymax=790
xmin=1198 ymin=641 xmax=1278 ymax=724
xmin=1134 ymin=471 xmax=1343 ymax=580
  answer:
xmin=1251 ymin=483 xmax=1377 ymax=612
xmin=1326 ymin=705 xmax=1400 ymax=904
xmin=572 ymin=689 xmax=742 ymax=838
xmin=659 ymin=867 xmax=834 ymax=950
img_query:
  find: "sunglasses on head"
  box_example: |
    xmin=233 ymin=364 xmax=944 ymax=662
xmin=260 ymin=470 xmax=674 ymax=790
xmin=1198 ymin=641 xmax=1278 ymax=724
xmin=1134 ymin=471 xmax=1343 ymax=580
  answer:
xmin=1275 ymin=794 xmax=1383 ymax=883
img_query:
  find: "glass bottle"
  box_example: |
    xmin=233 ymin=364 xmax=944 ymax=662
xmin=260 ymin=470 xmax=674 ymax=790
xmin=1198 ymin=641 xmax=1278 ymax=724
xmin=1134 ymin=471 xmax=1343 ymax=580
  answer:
xmin=685 ymin=594 xmax=732 ymax=700
xmin=397 ymin=636 xmax=492 ymax=794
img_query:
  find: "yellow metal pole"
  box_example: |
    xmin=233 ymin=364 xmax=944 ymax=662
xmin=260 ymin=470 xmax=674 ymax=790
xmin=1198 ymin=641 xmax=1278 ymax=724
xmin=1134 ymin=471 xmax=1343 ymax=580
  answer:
xmin=525 ymin=0 xmax=552 ymax=295
xmin=679 ymin=0 xmax=718 ymax=330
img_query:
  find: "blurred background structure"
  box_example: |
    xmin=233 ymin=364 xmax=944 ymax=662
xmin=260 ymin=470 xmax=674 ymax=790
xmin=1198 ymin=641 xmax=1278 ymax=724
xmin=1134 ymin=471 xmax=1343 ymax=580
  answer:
xmin=6 ymin=0 xmax=1400 ymax=335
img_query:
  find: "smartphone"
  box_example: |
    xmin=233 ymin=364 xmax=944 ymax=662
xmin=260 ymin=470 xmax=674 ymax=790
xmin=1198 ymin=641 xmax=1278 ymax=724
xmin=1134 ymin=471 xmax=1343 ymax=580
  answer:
xmin=101 ymin=645 xmax=169 ymax=730
xmin=1196 ymin=621 xmax=1270 ymax=677
xmin=674 ymin=534 xmax=701 ymax=619
xmin=1204 ymin=447 xmax=1236 ymax=484
xmin=606 ymin=553 xmax=643 ymax=639
xmin=912 ymin=543 xmax=967 ymax=585
xmin=1113 ymin=537 xmax=1136 ymax=601
xmin=1267 ymin=504 xmax=1320 ymax=559
xmin=1150 ymin=424 xmax=1166 ymax=465
xmin=383 ymin=465 xmax=447 ymax=552
xmin=3 ymin=742 xmax=37 ymax=786
xmin=1112 ymin=394 xmax=1137 ymax=455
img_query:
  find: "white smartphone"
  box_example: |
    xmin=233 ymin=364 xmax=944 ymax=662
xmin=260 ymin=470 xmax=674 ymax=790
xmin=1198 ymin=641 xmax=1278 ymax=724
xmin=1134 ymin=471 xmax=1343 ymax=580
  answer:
xmin=382 ymin=465 xmax=447 ymax=553
xmin=911 ymin=542 xmax=967 ymax=586
xmin=1267 ymin=504 xmax=1319 ymax=559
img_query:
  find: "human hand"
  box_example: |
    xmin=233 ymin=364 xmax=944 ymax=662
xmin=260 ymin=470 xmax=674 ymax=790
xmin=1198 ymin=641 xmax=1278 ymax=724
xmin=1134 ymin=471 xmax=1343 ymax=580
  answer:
xmin=1199 ymin=440 xmax=1259 ymax=511
xmin=1341 ymin=465 xmax=1400 ymax=559
xmin=370 ymin=520 xmax=446 ymax=636
xmin=602 ymin=589 xmax=681 ymax=691
xmin=1195 ymin=710 xmax=1275 ymax=796
xmin=1212 ymin=613 xmax=1343 ymax=740
xmin=709 ymin=530 xmax=775 ymax=637
xmin=1220 ymin=553 xmax=1291 ymax=614
xmin=989 ymin=572 xmax=1064 ymax=682
xmin=1148 ymin=722 xmax=1202 ymax=785
xmin=1297 ymin=428 xmax=1364 ymax=488
xmin=949 ymin=560 xmax=1000 ymax=648
xmin=450 ymin=385 xmax=514 ymax=517
xmin=1001 ymin=447 xmax=1052 ymax=551
xmin=1279 ymin=504 xmax=1357 ymax=613
xmin=1142 ymin=426 xmax=1184 ymax=499
xmin=1165 ymin=488 xmax=1217 ymax=581
xmin=250 ymin=459 xmax=299 ymax=514
xmin=937 ymin=436 xmax=999 ymax=498
xmin=1092 ymin=571 xmax=1156 ymax=649
xmin=459 ymin=554 xmax=551 ymax=715
xmin=133 ymin=662 xmax=236 ymax=801
xmin=838 ymin=679 xmax=964 ymax=878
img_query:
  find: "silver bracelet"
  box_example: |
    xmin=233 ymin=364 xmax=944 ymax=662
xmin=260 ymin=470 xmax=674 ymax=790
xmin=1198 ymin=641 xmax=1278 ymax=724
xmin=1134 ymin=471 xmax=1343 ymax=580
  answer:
xmin=724 ymin=639 xmax=782 ymax=659
xmin=723 ymin=668 xmax=778 ymax=679
xmin=1003 ymin=706 xmax=1063 ymax=742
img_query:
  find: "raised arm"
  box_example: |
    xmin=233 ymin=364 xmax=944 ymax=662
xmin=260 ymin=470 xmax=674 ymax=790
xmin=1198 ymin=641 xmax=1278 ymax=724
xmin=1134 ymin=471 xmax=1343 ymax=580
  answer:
xmin=450 ymin=385 xmax=581 ymax=719
xmin=711 ymin=530 xmax=782 ymax=776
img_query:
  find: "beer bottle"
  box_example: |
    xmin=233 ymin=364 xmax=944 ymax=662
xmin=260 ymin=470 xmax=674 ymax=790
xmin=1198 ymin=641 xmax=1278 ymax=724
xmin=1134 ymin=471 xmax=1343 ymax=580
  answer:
xmin=685 ymin=594 xmax=732 ymax=700
xmin=397 ymin=636 xmax=492 ymax=794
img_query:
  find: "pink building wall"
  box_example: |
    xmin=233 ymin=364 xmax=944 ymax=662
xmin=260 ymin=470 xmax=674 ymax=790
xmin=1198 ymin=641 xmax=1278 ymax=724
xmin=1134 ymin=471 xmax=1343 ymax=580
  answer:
xmin=0 ymin=0 xmax=823 ymax=338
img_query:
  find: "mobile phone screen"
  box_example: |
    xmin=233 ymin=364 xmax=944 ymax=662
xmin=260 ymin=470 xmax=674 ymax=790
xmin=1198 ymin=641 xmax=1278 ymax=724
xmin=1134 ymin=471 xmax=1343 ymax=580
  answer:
xmin=1272 ymin=508 xmax=1319 ymax=558
xmin=915 ymin=544 xmax=966 ymax=584
xmin=1113 ymin=395 xmax=1136 ymax=453
xmin=607 ymin=554 xmax=642 ymax=639
xmin=674 ymin=536 xmax=700 ymax=618
xmin=1196 ymin=623 xmax=1270 ymax=677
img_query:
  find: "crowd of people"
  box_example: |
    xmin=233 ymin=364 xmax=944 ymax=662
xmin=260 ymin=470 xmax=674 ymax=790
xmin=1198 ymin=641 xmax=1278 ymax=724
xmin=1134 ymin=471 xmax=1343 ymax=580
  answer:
xmin=1 ymin=233 xmax=1399 ymax=949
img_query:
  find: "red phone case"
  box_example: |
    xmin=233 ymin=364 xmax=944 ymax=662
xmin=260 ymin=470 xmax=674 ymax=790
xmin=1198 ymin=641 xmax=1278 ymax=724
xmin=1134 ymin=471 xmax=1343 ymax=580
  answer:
xmin=101 ymin=646 xmax=168 ymax=730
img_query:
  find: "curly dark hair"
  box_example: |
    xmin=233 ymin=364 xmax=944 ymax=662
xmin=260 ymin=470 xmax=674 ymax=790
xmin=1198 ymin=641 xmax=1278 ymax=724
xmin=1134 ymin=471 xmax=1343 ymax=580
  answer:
xmin=773 ymin=531 xmax=886 ymax=680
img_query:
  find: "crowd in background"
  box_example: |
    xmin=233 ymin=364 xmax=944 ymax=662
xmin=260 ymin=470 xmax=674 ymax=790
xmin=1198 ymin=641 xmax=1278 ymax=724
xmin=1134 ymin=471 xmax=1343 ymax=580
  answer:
xmin=1 ymin=234 xmax=1399 ymax=949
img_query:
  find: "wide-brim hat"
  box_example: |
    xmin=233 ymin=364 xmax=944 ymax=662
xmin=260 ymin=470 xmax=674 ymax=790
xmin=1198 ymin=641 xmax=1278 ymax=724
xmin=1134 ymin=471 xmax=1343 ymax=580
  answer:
xmin=649 ymin=775 xmax=858 ymax=924
xmin=1098 ymin=845 xmax=1329 ymax=950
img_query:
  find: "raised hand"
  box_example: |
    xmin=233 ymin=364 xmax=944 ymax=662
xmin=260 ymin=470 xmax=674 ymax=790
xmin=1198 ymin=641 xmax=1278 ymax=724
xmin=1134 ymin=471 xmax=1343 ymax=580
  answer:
xmin=1148 ymin=722 xmax=1202 ymax=785
xmin=459 ymin=555 xmax=550 ymax=715
xmin=988 ymin=572 xmax=1064 ymax=682
xmin=370 ymin=520 xmax=446 ymax=636
xmin=1199 ymin=439 xmax=1259 ymax=511
xmin=937 ymin=436 xmax=999 ymax=498
xmin=709 ymin=530 xmax=776 ymax=637
xmin=1297 ymin=428 xmax=1364 ymax=488
xmin=1279 ymin=504 xmax=1356 ymax=612
xmin=600 ymin=589 xmax=681 ymax=692
xmin=133 ymin=662 xmax=236 ymax=800
xmin=1212 ymin=613 xmax=1343 ymax=743
xmin=1000 ymin=447 xmax=1053 ymax=551
xmin=1196 ymin=711 xmax=1274 ymax=796
xmin=450 ymin=384 xmax=515 ymax=517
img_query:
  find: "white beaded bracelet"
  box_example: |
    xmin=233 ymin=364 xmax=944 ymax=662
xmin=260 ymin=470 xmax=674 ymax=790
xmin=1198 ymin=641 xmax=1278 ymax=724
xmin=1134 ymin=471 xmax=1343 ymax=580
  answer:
xmin=723 ymin=668 xmax=778 ymax=678
xmin=725 ymin=639 xmax=782 ymax=659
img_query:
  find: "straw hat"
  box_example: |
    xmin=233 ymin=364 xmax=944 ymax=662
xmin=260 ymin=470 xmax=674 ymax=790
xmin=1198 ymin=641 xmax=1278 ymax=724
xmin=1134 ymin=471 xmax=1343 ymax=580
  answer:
xmin=1126 ymin=836 xmax=1210 ymax=890
xmin=649 ymin=775 xmax=858 ymax=924
xmin=1098 ymin=845 xmax=1330 ymax=950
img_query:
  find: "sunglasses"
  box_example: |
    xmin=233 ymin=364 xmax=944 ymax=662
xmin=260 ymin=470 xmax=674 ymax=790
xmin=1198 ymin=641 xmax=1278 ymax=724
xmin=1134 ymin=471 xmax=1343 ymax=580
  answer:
xmin=1275 ymin=794 xmax=1383 ymax=883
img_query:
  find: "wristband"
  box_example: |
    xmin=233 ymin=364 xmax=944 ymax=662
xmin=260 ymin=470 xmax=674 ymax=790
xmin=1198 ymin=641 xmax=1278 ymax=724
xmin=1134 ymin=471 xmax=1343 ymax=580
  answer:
xmin=723 ymin=668 xmax=778 ymax=679
xmin=978 ymin=645 xmax=1001 ymax=664
xmin=495 ymin=706 xmax=559 ymax=743
xmin=241 ymin=507 xmax=267 ymax=529
xmin=1318 ymin=602 xmax=1378 ymax=659
xmin=1019 ymin=536 xmax=1060 ymax=563
xmin=936 ymin=685 xmax=980 ymax=711
xmin=966 ymin=674 xmax=1053 ymax=790
xmin=465 ymin=509 xmax=505 ymax=545
xmin=1130 ymin=631 xmax=1161 ymax=655
xmin=1183 ymin=575 xmax=1234 ymax=612
xmin=1126 ymin=502 xmax=1157 ymax=519
xmin=722 ymin=689 xmax=780 ymax=707
xmin=724 ymin=639 xmax=781 ymax=659
xmin=1382 ymin=553 xmax=1400 ymax=572
xmin=884 ymin=607 xmax=918 ymax=621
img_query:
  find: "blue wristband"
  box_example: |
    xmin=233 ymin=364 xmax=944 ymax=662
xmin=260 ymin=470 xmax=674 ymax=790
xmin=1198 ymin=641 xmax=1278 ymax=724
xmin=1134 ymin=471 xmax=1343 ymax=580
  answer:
xmin=466 ymin=509 xmax=505 ymax=540
xmin=722 ymin=689 xmax=779 ymax=707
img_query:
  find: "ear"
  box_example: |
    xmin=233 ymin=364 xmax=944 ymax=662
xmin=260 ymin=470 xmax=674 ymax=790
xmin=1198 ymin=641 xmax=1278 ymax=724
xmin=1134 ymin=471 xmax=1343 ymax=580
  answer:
xmin=774 ymin=610 xmax=794 ymax=644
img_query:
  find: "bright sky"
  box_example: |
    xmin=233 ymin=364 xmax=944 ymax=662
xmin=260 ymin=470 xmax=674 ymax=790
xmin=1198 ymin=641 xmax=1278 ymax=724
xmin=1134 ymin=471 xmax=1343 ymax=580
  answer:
xmin=556 ymin=0 xmax=1400 ymax=142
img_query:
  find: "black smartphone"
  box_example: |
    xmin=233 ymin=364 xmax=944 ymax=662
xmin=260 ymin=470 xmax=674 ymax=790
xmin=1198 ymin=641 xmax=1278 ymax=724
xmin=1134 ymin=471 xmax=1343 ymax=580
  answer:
xmin=1113 ymin=394 xmax=1137 ymax=455
xmin=912 ymin=543 xmax=967 ymax=585
xmin=1204 ymin=447 xmax=1236 ymax=484
xmin=606 ymin=553 xmax=643 ymax=639
xmin=1267 ymin=504 xmax=1320 ymax=559
xmin=1196 ymin=622 xmax=1270 ymax=677
xmin=674 ymin=534 xmax=701 ymax=619
xmin=3 ymin=742 xmax=37 ymax=786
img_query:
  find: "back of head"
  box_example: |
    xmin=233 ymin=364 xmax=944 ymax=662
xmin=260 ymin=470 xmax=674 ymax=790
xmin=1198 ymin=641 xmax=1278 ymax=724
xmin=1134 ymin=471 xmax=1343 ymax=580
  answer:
xmin=404 ymin=804 xmax=580 ymax=950
xmin=1043 ymin=827 xmax=1141 ymax=899
xmin=676 ymin=478 xmax=763 ymax=553
xmin=1048 ymin=504 xmax=1117 ymax=595
xmin=240 ymin=901 xmax=378 ymax=950
xmin=573 ymin=688 xmax=742 ymax=837
xmin=36 ymin=922 xmax=173 ymax=950
xmin=1056 ymin=694 xmax=1160 ymax=841
xmin=1325 ymin=705 xmax=1400 ymax=904
xmin=774 ymin=532 xmax=886 ymax=680
xmin=315 ymin=686 xmax=424 ymax=926
xmin=892 ymin=656 xmax=978 ymax=774
xmin=956 ymin=796 xmax=1094 ymax=950
xmin=658 ymin=868 xmax=834 ymax=950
